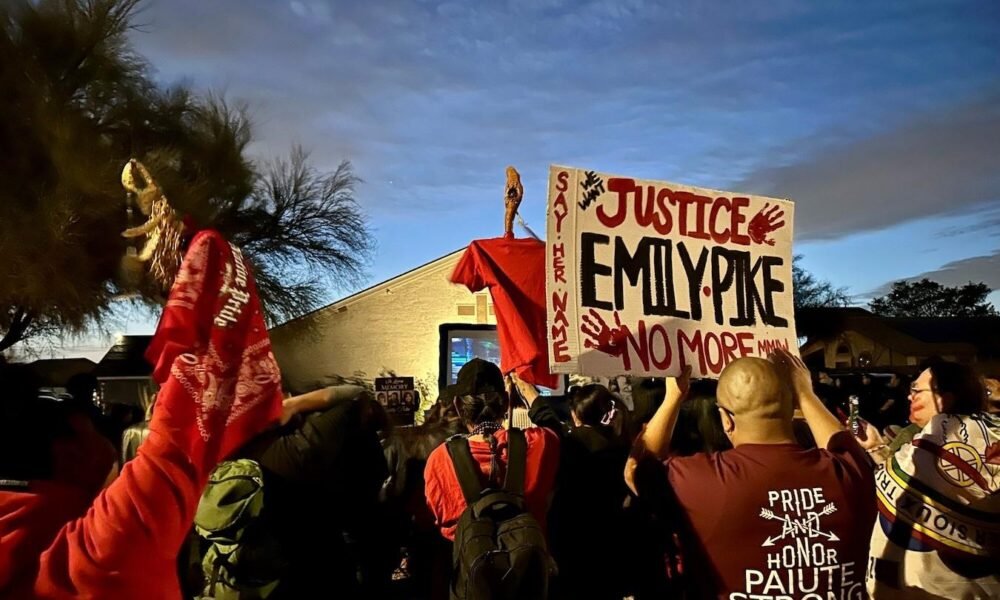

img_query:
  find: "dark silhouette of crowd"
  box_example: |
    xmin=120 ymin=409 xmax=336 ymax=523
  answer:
xmin=813 ymin=370 xmax=913 ymax=431
xmin=2 ymin=350 xmax=998 ymax=599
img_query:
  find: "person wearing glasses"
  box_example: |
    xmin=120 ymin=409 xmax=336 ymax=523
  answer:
xmin=863 ymin=358 xmax=999 ymax=599
xmin=625 ymin=350 xmax=875 ymax=599
xmin=860 ymin=361 xmax=989 ymax=464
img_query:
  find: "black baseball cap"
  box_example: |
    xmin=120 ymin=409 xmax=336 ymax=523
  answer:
xmin=443 ymin=358 xmax=505 ymax=400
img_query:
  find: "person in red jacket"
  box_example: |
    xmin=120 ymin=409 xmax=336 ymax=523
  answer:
xmin=0 ymin=228 xmax=282 ymax=599
xmin=424 ymin=358 xmax=559 ymax=542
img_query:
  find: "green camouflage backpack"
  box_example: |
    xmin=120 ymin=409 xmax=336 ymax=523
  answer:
xmin=194 ymin=459 xmax=286 ymax=599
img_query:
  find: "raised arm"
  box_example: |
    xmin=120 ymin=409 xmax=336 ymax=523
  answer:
xmin=772 ymin=348 xmax=844 ymax=449
xmin=636 ymin=367 xmax=691 ymax=460
xmin=282 ymin=384 xmax=367 ymax=424
xmin=511 ymin=374 xmax=566 ymax=434
xmin=32 ymin=232 xmax=282 ymax=596
xmin=625 ymin=367 xmax=690 ymax=495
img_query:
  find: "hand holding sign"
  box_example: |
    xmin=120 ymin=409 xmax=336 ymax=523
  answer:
xmin=769 ymin=347 xmax=811 ymax=407
xmin=581 ymin=309 xmax=631 ymax=357
xmin=748 ymin=203 xmax=785 ymax=246
xmin=666 ymin=365 xmax=692 ymax=401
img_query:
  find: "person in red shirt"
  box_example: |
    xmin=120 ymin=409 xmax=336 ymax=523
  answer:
xmin=627 ymin=349 xmax=876 ymax=599
xmin=0 ymin=230 xmax=282 ymax=599
xmin=424 ymin=358 xmax=559 ymax=542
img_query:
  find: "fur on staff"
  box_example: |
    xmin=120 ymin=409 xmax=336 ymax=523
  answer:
xmin=120 ymin=159 xmax=184 ymax=294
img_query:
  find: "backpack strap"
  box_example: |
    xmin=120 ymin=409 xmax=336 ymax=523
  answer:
xmin=503 ymin=427 xmax=527 ymax=496
xmin=446 ymin=436 xmax=484 ymax=504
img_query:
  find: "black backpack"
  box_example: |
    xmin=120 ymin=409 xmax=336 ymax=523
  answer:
xmin=446 ymin=428 xmax=556 ymax=600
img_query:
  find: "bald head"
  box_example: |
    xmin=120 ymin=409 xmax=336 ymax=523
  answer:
xmin=718 ymin=357 xmax=793 ymax=421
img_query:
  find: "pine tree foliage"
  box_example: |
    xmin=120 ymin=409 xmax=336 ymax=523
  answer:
xmin=0 ymin=1 xmax=372 ymax=351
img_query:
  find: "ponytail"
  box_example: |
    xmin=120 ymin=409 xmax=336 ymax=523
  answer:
xmin=570 ymin=384 xmax=618 ymax=428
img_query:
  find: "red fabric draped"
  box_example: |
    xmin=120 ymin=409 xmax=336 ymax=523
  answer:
xmin=0 ymin=230 xmax=282 ymax=599
xmin=450 ymin=238 xmax=560 ymax=389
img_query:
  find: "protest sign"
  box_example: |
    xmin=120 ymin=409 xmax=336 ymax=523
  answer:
xmin=546 ymin=165 xmax=798 ymax=378
xmin=375 ymin=376 xmax=417 ymax=425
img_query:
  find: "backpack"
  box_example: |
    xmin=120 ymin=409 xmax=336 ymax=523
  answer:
xmin=194 ymin=459 xmax=287 ymax=599
xmin=446 ymin=428 xmax=556 ymax=600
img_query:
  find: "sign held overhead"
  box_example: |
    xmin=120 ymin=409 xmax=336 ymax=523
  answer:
xmin=546 ymin=165 xmax=798 ymax=379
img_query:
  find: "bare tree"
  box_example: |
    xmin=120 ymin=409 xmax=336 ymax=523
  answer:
xmin=227 ymin=148 xmax=374 ymax=325
xmin=792 ymin=255 xmax=852 ymax=310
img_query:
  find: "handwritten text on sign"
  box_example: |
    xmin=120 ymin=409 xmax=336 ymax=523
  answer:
xmin=546 ymin=166 xmax=798 ymax=378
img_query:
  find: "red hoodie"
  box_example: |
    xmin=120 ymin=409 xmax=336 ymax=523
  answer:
xmin=0 ymin=231 xmax=282 ymax=599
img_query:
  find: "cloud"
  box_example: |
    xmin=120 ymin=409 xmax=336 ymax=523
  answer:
xmin=125 ymin=0 xmax=1000 ymax=281
xmin=937 ymin=205 xmax=1000 ymax=239
xmin=868 ymin=249 xmax=1000 ymax=297
xmin=739 ymin=93 xmax=1000 ymax=241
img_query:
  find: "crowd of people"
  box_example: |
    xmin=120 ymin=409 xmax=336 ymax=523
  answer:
xmin=1 ymin=226 xmax=998 ymax=599
xmin=3 ymin=346 xmax=997 ymax=598
xmin=813 ymin=370 xmax=913 ymax=432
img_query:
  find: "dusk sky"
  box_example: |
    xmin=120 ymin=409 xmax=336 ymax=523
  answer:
xmin=55 ymin=0 xmax=1000 ymax=356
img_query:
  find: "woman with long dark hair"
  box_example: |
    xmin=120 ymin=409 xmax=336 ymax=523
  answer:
xmin=518 ymin=379 xmax=631 ymax=600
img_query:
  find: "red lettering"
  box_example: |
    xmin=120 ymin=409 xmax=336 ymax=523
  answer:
xmin=676 ymin=330 xmax=753 ymax=375
xmin=671 ymin=191 xmax=710 ymax=240
xmin=592 ymin=179 xmax=756 ymax=247
xmin=599 ymin=178 xmax=632 ymax=229
xmin=677 ymin=329 xmax=707 ymax=375
xmin=691 ymin=194 xmax=713 ymax=240
xmin=552 ymin=290 xmax=568 ymax=314
xmin=720 ymin=332 xmax=740 ymax=366
xmin=655 ymin=188 xmax=673 ymax=235
xmin=730 ymin=197 xmax=751 ymax=245
xmin=553 ymin=192 xmax=568 ymax=234
xmin=621 ymin=319 xmax=650 ymax=372
xmin=635 ymin=186 xmax=671 ymax=235
xmin=756 ymin=338 xmax=789 ymax=356
xmin=550 ymin=291 xmax=570 ymax=362
xmin=709 ymin=197 xmax=732 ymax=244
xmin=703 ymin=332 xmax=725 ymax=375
xmin=556 ymin=171 xmax=569 ymax=192
xmin=649 ymin=323 xmax=671 ymax=370
xmin=552 ymin=243 xmax=566 ymax=284
xmin=552 ymin=338 xmax=570 ymax=363
xmin=736 ymin=332 xmax=754 ymax=357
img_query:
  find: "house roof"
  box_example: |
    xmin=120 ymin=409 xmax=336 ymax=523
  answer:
xmin=796 ymin=307 xmax=1000 ymax=357
xmin=890 ymin=317 xmax=1000 ymax=357
xmin=270 ymin=248 xmax=466 ymax=332
xmin=27 ymin=357 xmax=96 ymax=386
xmin=93 ymin=335 xmax=153 ymax=378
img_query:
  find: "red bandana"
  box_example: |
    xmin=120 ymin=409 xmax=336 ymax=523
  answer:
xmin=146 ymin=229 xmax=283 ymax=465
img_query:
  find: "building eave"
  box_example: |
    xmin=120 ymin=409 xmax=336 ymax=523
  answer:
xmin=270 ymin=248 xmax=467 ymax=332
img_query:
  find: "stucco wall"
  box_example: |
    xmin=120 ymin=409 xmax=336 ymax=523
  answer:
xmin=270 ymin=253 xmax=495 ymax=396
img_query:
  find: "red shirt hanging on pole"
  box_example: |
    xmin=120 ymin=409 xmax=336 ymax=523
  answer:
xmin=450 ymin=237 xmax=559 ymax=389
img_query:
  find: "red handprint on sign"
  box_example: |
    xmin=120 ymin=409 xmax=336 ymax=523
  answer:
xmin=581 ymin=309 xmax=631 ymax=357
xmin=748 ymin=203 xmax=786 ymax=246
